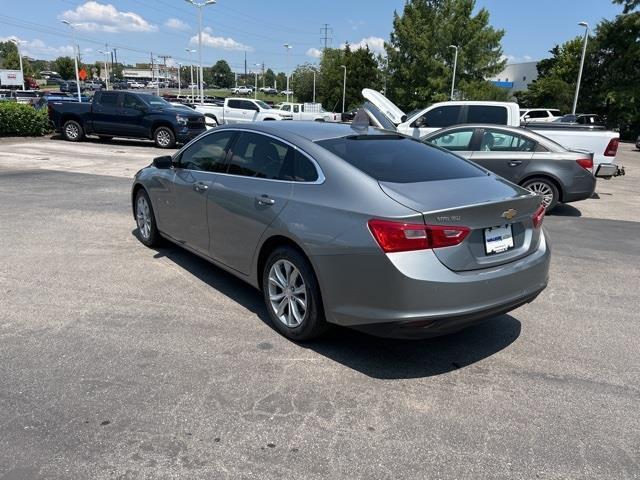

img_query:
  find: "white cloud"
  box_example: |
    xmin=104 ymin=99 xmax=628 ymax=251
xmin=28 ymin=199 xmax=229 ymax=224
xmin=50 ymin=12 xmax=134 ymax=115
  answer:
xmin=165 ymin=18 xmax=190 ymax=31
xmin=189 ymin=32 xmax=252 ymax=51
xmin=306 ymin=48 xmax=322 ymax=59
xmin=59 ymin=1 xmax=157 ymax=33
xmin=501 ymin=54 xmax=535 ymax=63
xmin=1 ymin=36 xmax=75 ymax=59
xmin=342 ymin=36 xmax=386 ymax=55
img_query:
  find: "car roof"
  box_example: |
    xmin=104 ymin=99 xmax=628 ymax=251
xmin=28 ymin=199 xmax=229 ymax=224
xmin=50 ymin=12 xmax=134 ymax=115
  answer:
xmin=214 ymin=121 xmax=395 ymax=142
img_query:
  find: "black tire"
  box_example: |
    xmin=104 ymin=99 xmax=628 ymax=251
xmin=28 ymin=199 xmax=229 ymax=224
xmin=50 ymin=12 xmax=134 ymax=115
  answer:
xmin=521 ymin=177 xmax=560 ymax=211
xmin=262 ymin=246 xmax=328 ymax=341
xmin=134 ymin=189 xmax=161 ymax=247
xmin=153 ymin=126 xmax=176 ymax=149
xmin=62 ymin=119 xmax=84 ymax=142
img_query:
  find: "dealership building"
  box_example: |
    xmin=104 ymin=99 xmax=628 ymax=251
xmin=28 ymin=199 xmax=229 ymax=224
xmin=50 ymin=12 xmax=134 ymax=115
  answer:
xmin=488 ymin=61 xmax=538 ymax=92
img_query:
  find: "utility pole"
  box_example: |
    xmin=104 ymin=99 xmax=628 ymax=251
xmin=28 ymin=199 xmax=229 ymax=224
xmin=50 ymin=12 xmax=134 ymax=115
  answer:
xmin=341 ymin=65 xmax=347 ymax=113
xmin=572 ymin=22 xmax=589 ymax=115
xmin=244 ymin=50 xmax=247 ymax=83
xmin=113 ymin=47 xmax=118 ymax=78
xmin=320 ymin=23 xmax=333 ymax=50
xmin=60 ymin=21 xmax=82 ymax=102
xmin=159 ymin=54 xmax=172 ymax=86
xmin=449 ymin=45 xmax=458 ymax=101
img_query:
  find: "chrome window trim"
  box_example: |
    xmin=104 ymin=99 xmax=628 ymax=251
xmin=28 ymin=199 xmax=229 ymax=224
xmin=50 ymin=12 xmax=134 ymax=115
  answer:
xmin=174 ymin=128 xmax=326 ymax=185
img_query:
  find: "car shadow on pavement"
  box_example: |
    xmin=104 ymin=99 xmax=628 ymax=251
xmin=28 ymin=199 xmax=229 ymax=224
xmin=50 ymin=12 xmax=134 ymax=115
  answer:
xmin=143 ymin=233 xmax=522 ymax=380
xmin=548 ymin=204 xmax=582 ymax=217
xmin=50 ymin=134 xmax=175 ymax=150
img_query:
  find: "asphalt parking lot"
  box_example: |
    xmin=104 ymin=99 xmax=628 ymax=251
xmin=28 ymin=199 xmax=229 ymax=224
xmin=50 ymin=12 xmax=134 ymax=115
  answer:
xmin=0 ymin=136 xmax=638 ymax=479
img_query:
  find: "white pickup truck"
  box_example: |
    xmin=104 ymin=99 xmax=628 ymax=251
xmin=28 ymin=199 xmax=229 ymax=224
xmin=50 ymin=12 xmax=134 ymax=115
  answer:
xmin=276 ymin=102 xmax=340 ymax=122
xmin=195 ymin=98 xmax=293 ymax=127
xmin=362 ymin=88 xmax=622 ymax=175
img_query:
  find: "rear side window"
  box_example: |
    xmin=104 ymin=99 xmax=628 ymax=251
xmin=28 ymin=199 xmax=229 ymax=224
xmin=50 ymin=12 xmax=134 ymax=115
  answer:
xmin=467 ymin=105 xmax=508 ymax=124
xmin=317 ymin=135 xmax=484 ymax=183
xmin=227 ymin=99 xmax=242 ymax=109
xmin=99 ymin=92 xmax=119 ymax=106
xmin=228 ymin=132 xmax=318 ymax=182
xmin=479 ymin=129 xmax=536 ymax=152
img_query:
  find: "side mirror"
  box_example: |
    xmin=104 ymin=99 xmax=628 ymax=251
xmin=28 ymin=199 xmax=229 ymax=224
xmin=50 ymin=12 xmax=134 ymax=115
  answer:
xmin=153 ymin=155 xmax=173 ymax=169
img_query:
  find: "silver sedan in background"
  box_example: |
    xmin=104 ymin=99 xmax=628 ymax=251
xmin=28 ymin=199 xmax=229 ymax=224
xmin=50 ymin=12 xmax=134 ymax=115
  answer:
xmin=132 ymin=122 xmax=550 ymax=340
xmin=422 ymin=125 xmax=597 ymax=210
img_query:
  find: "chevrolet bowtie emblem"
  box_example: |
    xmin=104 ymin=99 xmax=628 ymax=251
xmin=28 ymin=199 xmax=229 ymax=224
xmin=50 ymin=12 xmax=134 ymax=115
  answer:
xmin=501 ymin=208 xmax=518 ymax=220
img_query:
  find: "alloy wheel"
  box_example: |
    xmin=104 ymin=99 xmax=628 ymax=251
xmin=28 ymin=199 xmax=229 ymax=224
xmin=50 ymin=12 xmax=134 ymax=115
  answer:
xmin=268 ymin=259 xmax=307 ymax=328
xmin=136 ymin=195 xmax=151 ymax=240
xmin=156 ymin=130 xmax=171 ymax=147
xmin=526 ymin=181 xmax=554 ymax=209
xmin=65 ymin=123 xmax=79 ymax=140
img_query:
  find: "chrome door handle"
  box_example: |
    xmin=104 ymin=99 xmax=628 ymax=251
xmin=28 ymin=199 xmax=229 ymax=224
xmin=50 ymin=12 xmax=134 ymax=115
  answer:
xmin=193 ymin=181 xmax=208 ymax=192
xmin=256 ymin=195 xmax=275 ymax=206
xmin=508 ymin=160 xmax=522 ymax=167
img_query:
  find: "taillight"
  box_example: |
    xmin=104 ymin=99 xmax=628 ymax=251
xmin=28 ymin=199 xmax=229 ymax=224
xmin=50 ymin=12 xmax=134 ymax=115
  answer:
xmin=576 ymin=158 xmax=593 ymax=171
xmin=604 ymin=138 xmax=619 ymax=157
xmin=368 ymin=219 xmax=470 ymax=253
xmin=532 ymin=205 xmax=545 ymax=228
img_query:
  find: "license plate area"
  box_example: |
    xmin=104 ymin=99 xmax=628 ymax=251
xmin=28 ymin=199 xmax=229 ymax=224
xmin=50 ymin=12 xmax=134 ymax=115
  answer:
xmin=484 ymin=224 xmax=514 ymax=255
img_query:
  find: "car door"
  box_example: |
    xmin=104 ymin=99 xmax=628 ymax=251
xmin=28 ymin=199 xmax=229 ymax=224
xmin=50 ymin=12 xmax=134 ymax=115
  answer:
xmin=118 ymin=93 xmax=147 ymax=137
xmin=92 ymin=91 xmax=122 ymax=134
xmin=207 ymin=131 xmax=294 ymax=275
xmin=223 ymin=99 xmax=251 ymax=124
xmin=469 ymin=128 xmax=535 ymax=183
xmin=157 ymin=130 xmax=235 ymax=255
xmin=425 ymin=127 xmax=477 ymax=161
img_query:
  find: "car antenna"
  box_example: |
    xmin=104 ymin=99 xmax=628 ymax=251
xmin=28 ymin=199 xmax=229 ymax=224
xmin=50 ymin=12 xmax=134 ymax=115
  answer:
xmin=350 ymin=108 xmax=370 ymax=133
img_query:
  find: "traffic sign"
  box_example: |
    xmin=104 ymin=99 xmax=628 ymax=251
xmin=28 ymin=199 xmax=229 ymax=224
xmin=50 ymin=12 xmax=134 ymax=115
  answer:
xmin=78 ymin=68 xmax=87 ymax=81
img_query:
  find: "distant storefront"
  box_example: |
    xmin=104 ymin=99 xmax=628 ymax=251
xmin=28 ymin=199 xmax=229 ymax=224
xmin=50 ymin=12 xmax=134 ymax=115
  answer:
xmin=488 ymin=61 xmax=538 ymax=92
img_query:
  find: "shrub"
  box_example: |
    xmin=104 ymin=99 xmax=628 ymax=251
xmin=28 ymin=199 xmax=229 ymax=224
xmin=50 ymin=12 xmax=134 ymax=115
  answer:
xmin=0 ymin=102 xmax=52 ymax=137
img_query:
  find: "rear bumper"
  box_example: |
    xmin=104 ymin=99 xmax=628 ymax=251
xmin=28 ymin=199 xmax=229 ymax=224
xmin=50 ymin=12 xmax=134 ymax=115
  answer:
xmin=563 ymin=172 xmax=597 ymax=203
xmin=312 ymin=230 xmax=550 ymax=337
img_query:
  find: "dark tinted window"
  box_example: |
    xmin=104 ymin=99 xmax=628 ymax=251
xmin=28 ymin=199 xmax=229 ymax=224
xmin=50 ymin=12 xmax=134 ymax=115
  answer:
xmin=179 ymin=131 xmax=234 ymax=172
xmin=227 ymin=99 xmax=242 ymax=109
xmin=317 ymin=135 xmax=484 ymax=183
xmin=99 ymin=92 xmax=119 ymax=106
xmin=227 ymin=132 xmax=318 ymax=182
xmin=467 ymin=105 xmax=508 ymax=124
xmin=419 ymin=106 xmax=462 ymax=128
xmin=240 ymin=100 xmax=257 ymax=110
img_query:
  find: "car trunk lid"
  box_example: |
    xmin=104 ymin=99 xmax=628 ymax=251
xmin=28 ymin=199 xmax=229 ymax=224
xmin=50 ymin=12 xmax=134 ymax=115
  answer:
xmin=379 ymin=176 xmax=544 ymax=271
xmin=362 ymin=88 xmax=406 ymax=125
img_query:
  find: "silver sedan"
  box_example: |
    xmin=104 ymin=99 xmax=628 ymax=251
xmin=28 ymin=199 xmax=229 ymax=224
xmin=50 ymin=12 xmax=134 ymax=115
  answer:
xmin=132 ymin=122 xmax=550 ymax=340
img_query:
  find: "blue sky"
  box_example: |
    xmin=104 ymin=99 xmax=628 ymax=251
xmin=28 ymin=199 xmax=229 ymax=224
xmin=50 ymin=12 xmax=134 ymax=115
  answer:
xmin=1 ymin=0 xmax=624 ymax=73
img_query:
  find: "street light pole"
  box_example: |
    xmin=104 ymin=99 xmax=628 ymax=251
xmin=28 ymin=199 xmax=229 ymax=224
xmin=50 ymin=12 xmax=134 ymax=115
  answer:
xmin=9 ymin=39 xmax=25 ymax=91
xmin=61 ymin=21 xmax=82 ymax=102
xmin=572 ymin=22 xmax=589 ymax=115
xmin=253 ymin=63 xmax=261 ymax=99
xmin=448 ymin=45 xmax=458 ymax=101
xmin=185 ymin=48 xmax=196 ymax=100
xmin=312 ymin=70 xmax=316 ymax=103
xmin=340 ymin=65 xmax=346 ymax=113
xmin=185 ymin=0 xmax=216 ymax=105
xmin=178 ymin=63 xmax=182 ymax=97
xmin=97 ymin=50 xmax=110 ymax=90
xmin=284 ymin=43 xmax=292 ymax=102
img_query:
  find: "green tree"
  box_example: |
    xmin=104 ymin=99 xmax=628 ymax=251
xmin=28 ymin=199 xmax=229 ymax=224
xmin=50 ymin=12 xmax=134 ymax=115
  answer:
xmin=613 ymin=0 xmax=639 ymax=13
xmin=0 ymin=41 xmax=20 ymax=70
xmin=290 ymin=63 xmax=318 ymax=103
xmin=53 ymin=56 xmax=75 ymax=80
xmin=386 ymin=0 xmax=505 ymax=110
xmin=264 ymin=68 xmax=275 ymax=87
xmin=514 ymin=77 xmax=574 ymax=112
xmin=317 ymin=44 xmax=381 ymax=111
xmin=275 ymin=71 xmax=287 ymax=91
xmin=209 ymin=59 xmax=233 ymax=88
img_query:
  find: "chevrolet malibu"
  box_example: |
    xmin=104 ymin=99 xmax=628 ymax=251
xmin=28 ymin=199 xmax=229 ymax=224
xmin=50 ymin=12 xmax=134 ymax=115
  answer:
xmin=132 ymin=122 xmax=550 ymax=340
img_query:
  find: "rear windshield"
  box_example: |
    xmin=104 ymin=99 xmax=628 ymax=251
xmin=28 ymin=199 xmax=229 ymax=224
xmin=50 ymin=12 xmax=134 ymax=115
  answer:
xmin=316 ymin=135 xmax=485 ymax=183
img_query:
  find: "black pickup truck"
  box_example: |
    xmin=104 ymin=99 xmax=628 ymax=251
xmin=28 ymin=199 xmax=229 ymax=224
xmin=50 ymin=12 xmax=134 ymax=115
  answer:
xmin=48 ymin=91 xmax=206 ymax=148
